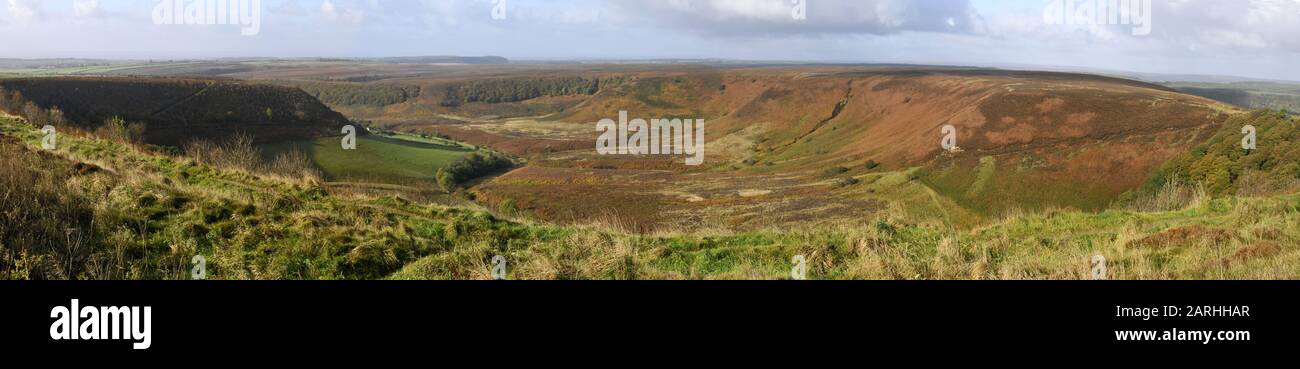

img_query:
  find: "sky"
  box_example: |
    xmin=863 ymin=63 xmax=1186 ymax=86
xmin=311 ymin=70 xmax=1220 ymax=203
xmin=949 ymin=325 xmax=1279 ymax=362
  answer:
xmin=2 ymin=0 xmax=1299 ymax=81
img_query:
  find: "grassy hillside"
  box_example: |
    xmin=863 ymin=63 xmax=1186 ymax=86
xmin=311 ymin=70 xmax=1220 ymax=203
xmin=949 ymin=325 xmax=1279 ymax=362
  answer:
xmin=0 ymin=77 xmax=352 ymax=146
xmin=3 ymin=115 xmax=1298 ymax=280
xmin=259 ymin=132 xmax=475 ymax=185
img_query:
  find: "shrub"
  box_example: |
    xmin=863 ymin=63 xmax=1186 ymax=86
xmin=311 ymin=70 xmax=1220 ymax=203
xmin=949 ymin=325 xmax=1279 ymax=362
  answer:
xmin=185 ymin=133 xmax=262 ymax=172
xmin=265 ymin=148 xmax=322 ymax=180
xmin=436 ymin=168 xmax=456 ymax=192
xmin=498 ymin=199 xmax=518 ymax=215
xmin=94 ymin=116 xmax=147 ymax=145
xmin=820 ymin=166 xmax=850 ymax=178
xmin=442 ymin=151 xmax=513 ymax=185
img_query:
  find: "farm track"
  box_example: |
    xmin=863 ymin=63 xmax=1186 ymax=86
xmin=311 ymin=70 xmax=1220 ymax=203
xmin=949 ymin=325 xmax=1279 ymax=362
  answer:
xmin=148 ymin=82 xmax=214 ymax=118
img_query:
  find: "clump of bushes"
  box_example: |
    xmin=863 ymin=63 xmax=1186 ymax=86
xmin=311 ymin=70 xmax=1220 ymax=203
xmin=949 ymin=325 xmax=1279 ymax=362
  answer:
xmin=864 ymin=160 xmax=881 ymax=171
xmin=820 ymin=166 xmax=850 ymax=178
xmin=437 ymin=151 xmax=514 ymax=191
xmin=0 ymin=86 xmax=68 ymax=128
xmin=1142 ymin=110 xmax=1300 ymax=198
xmin=93 ymin=116 xmax=147 ymax=145
xmin=185 ymin=133 xmax=321 ymax=180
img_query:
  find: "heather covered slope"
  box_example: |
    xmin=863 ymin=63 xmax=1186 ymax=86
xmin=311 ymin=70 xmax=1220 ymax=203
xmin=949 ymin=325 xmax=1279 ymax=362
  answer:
xmin=410 ymin=67 xmax=1238 ymax=222
xmin=0 ymin=77 xmax=352 ymax=146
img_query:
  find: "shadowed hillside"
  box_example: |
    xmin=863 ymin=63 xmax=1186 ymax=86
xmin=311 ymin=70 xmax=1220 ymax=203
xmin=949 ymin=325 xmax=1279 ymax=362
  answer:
xmin=0 ymin=77 xmax=352 ymax=146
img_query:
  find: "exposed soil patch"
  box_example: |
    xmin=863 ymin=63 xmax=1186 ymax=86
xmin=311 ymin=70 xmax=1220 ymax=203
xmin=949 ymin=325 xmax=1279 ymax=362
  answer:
xmin=1127 ymin=225 xmax=1237 ymax=249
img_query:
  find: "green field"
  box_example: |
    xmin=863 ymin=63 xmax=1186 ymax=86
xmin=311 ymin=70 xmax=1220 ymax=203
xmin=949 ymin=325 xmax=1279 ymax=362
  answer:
xmin=260 ymin=132 xmax=474 ymax=184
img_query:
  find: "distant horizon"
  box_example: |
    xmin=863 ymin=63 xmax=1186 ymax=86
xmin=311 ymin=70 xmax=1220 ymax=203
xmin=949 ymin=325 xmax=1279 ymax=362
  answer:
xmin=2 ymin=1 xmax=1298 ymax=82
xmin=4 ymin=55 xmax=1300 ymax=85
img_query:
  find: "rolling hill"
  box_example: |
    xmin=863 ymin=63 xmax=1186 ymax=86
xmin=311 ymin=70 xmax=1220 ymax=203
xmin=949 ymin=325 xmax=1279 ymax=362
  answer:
xmin=0 ymin=77 xmax=353 ymax=146
xmin=2 ymin=63 xmax=1299 ymax=280
xmin=371 ymin=67 xmax=1239 ymax=223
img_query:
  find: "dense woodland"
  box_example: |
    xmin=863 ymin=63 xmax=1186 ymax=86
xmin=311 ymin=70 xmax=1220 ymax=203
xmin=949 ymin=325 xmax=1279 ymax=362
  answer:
xmin=440 ymin=76 xmax=628 ymax=106
xmin=1142 ymin=110 xmax=1300 ymax=197
xmin=275 ymin=80 xmax=422 ymax=107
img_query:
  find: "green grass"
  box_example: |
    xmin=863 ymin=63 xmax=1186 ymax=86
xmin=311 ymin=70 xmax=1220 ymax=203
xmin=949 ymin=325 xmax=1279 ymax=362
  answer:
xmin=259 ymin=132 xmax=474 ymax=184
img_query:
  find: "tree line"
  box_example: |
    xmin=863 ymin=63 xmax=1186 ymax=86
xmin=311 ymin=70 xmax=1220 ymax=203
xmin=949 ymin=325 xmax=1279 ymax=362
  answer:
xmin=440 ymin=76 xmax=628 ymax=107
xmin=276 ymin=80 xmax=421 ymax=107
xmin=0 ymin=85 xmax=68 ymax=128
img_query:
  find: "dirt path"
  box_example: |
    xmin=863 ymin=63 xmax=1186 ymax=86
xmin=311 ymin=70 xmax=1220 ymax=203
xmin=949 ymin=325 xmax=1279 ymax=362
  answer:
xmin=149 ymin=82 xmax=213 ymax=118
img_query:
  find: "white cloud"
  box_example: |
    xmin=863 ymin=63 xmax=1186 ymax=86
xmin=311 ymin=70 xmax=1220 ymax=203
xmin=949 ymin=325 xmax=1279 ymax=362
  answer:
xmin=321 ymin=0 xmax=365 ymax=24
xmin=611 ymin=0 xmax=986 ymax=36
xmin=72 ymin=0 xmax=99 ymax=18
xmin=6 ymin=0 xmax=38 ymax=24
xmin=273 ymin=0 xmax=309 ymax=17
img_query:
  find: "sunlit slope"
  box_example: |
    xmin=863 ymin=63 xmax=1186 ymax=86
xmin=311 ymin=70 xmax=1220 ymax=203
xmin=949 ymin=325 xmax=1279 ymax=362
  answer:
xmin=548 ymin=68 xmax=1236 ymax=214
